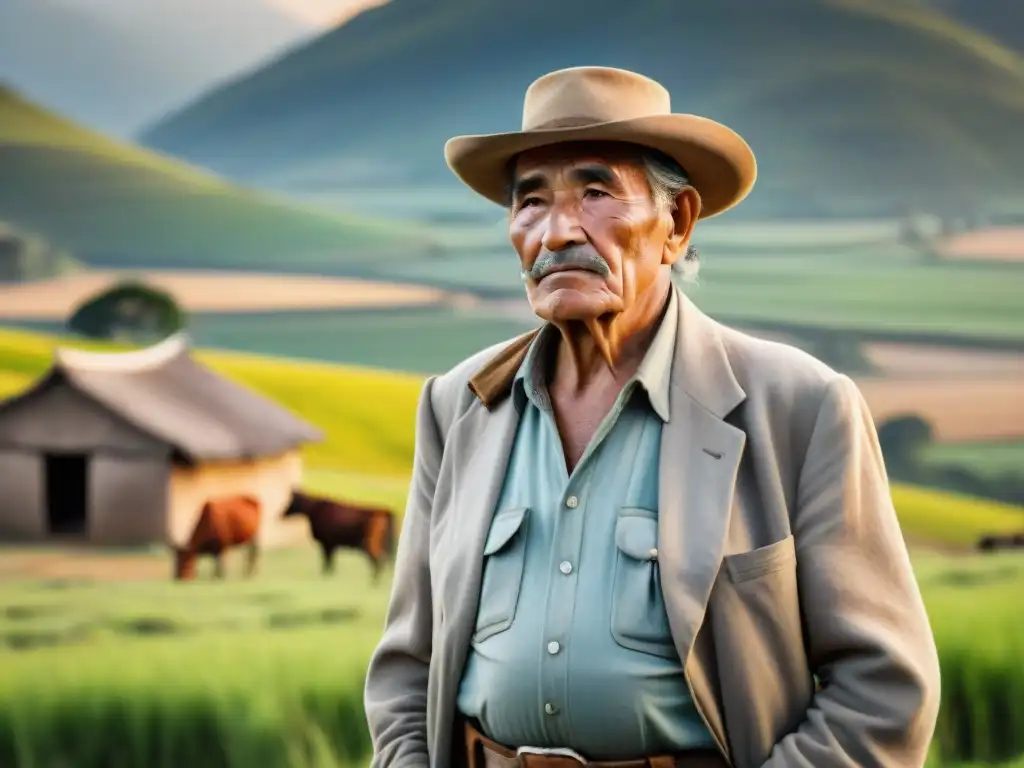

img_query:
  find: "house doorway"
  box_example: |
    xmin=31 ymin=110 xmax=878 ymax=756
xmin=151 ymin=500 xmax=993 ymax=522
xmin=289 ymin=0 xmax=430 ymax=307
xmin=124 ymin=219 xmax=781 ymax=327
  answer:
xmin=44 ymin=453 xmax=89 ymax=537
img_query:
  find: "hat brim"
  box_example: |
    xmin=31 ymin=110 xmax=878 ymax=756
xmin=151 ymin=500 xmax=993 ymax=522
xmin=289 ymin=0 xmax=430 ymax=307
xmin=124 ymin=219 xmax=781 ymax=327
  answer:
xmin=444 ymin=113 xmax=757 ymax=219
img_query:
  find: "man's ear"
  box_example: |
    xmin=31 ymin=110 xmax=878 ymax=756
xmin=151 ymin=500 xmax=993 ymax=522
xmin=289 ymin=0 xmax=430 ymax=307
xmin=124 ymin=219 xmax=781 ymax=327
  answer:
xmin=663 ymin=186 xmax=701 ymax=267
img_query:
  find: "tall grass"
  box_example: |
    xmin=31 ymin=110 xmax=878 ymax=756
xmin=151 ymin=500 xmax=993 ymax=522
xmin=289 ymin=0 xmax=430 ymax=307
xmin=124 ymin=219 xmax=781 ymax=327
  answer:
xmin=1 ymin=550 xmax=1022 ymax=767
xmin=918 ymin=552 xmax=1024 ymax=764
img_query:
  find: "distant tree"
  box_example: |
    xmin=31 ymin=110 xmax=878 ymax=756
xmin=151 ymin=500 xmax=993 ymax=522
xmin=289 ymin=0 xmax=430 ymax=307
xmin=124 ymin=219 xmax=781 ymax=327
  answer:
xmin=806 ymin=330 xmax=875 ymax=375
xmin=877 ymin=414 xmax=934 ymax=479
xmin=66 ymin=279 xmax=186 ymax=342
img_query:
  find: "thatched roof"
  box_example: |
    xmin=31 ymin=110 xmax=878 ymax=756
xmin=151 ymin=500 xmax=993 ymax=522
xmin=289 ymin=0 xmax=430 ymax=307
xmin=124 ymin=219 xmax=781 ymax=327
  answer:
xmin=0 ymin=332 xmax=322 ymax=461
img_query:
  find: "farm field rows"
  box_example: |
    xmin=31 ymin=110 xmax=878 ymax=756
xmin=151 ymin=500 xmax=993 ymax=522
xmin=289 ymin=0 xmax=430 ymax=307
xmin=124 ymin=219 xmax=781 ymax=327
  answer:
xmin=0 ymin=269 xmax=470 ymax=319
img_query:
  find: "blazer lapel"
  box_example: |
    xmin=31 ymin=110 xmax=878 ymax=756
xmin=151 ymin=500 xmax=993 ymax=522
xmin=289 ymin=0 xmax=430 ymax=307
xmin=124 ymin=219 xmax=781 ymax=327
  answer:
xmin=658 ymin=291 xmax=747 ymax=757
xmin=431 ymin=393 xmax=521 ymax=768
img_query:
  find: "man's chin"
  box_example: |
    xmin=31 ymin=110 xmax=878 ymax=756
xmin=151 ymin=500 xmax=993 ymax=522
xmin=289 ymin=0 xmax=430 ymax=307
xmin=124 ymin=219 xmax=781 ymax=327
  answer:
xmin=529 ymin=288 xmax=617 ymax=323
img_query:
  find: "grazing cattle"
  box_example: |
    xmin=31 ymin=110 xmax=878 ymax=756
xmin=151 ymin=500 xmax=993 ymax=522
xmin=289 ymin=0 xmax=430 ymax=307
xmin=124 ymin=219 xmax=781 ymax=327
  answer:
xmin=976 ymin=532 xmax=1024 ymax=553
xmin=171 ymin=495 xmax=262 ymax=580
xmin=282 ymin=490 xmax=395 ymax=582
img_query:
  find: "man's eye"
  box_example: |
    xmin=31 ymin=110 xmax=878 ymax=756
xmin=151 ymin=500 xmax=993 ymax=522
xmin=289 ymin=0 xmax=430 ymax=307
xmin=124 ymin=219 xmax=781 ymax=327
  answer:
xmin=583 ymin=188 xmax=608 ymax=198
xmin=520 ymin=197 xmax=541 ymax=208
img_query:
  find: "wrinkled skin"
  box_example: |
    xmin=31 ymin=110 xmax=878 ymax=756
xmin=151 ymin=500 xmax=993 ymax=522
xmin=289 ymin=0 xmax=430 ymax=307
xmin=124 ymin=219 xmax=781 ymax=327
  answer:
xmin=507 ymin=140 xmax=701 ymax=470
xmin=509 ymin=140 xmax=700 ymax=388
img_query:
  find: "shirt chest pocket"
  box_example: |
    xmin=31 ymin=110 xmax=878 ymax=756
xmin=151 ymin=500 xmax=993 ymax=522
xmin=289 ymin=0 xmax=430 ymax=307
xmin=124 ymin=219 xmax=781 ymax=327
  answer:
xmin=473 ymin=506 xmax=530 ymax=643
xmin=610 ymin=507 xmax=677 ymax=659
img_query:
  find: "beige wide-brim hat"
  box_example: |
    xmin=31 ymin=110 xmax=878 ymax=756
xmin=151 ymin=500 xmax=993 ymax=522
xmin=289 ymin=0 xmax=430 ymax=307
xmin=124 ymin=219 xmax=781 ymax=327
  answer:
xmin=444 ymin=66 xmax=757 ymax=219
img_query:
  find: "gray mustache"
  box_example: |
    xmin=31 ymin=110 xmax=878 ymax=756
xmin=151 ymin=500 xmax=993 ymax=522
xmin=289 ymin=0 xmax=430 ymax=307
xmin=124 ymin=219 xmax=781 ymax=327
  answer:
xmin=520 ymin=248 xmax=611 ymax=282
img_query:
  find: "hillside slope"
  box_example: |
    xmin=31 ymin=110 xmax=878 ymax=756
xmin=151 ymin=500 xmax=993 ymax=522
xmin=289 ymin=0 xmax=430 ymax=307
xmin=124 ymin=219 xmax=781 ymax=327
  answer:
xmin=140 ymin=0 xmax=1024 ymax=220
xmin=0 ymin=86 xmax=429 ymax=272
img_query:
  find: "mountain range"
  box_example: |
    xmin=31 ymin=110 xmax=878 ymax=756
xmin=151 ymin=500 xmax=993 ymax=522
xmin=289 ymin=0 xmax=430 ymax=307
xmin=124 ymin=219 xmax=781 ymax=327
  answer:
xmin=139 ymin=0 xmax=1024 ymax=221
xmin=0 ymin=0 xmax=322 ymax=135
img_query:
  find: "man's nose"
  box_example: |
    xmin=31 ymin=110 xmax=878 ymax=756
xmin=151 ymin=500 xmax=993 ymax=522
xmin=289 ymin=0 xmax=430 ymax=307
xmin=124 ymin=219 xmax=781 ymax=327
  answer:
xmin=541 ymin=200 xmax=587 ymax=253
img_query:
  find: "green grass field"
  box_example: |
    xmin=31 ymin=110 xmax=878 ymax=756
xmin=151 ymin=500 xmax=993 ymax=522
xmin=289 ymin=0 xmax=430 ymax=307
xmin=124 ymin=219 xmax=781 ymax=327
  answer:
xmin=924 ymin=441 xmax=1024 ymax=480
xmin=0 ymin=546 xmax=1022 ymax=768
xmin=0 ymin=87 xmax=429 ymax=271
xmin=1 ymin=326 xmax=1023 ymax=766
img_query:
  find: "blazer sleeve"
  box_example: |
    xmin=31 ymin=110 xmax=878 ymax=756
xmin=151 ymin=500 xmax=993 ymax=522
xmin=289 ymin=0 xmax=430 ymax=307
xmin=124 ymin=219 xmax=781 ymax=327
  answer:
xmin=364 ymin=376 xmax=442 ymax=768
xmin=759 ymin=374 xmax=942 ymax=768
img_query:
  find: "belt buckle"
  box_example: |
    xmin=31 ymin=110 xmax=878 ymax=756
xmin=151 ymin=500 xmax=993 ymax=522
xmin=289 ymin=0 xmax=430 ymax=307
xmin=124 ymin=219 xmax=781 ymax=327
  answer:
xmin=516 ymin=745 xmax=587 ymax=765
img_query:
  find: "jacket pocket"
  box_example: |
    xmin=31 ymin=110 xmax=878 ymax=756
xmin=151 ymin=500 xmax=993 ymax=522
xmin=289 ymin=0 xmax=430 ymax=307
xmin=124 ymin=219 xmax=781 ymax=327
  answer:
xmin=473 ymin=506 xmax=530 ymax=643
xmin=723 ymin=534 xmax=796 ymax=584
xmin=610 ymin=507 xmax=676 ymax=659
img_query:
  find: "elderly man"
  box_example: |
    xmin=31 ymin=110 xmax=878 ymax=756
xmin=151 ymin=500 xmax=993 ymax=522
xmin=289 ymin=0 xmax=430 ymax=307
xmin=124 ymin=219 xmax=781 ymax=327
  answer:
xmin=364 ymin=66 xmax=941 ymax=768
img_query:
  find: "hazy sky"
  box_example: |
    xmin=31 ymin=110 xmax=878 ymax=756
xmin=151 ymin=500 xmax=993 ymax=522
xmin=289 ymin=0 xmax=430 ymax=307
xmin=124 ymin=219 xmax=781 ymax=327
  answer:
xmin=263 ymin=0 xmax=390 ymax=26
xmin=0 ymin=0 xmax=392 ymax=135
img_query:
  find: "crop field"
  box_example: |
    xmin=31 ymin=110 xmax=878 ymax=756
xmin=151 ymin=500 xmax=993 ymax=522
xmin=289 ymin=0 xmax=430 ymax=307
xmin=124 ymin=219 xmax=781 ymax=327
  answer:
xmin=923 ymin=441 xmax=1024 ymax=481
xmin=0 ymin=545 xmax=1022 ymax=768
xmin=0 ymin=270 xmax=468 ymax=320
xmin=1 ymin=326 xmax=1023 ymax=767
xmin=940 ymin=227 xmax=1024 ymax=262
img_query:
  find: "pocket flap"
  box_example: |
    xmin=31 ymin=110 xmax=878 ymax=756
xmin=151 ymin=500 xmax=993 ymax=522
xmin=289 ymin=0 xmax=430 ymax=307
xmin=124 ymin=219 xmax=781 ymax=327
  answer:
xmin=614 ymin=508 xmax=659 ymax=561
xmin=724 ymin=535 xmax=796 ymax=583
xmin=483 ymin=506 xmax=529 ymax=555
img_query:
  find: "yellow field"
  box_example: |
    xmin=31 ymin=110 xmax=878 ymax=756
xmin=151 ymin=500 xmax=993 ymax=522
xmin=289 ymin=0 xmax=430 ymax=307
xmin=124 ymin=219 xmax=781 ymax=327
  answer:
xmin=0 ymin=269 xmax=475 ymax=319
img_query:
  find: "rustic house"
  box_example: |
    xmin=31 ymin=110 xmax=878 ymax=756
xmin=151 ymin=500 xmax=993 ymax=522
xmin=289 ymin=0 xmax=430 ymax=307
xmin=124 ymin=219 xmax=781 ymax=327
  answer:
xmin=0 ymin=332 xmax=322 ymax=546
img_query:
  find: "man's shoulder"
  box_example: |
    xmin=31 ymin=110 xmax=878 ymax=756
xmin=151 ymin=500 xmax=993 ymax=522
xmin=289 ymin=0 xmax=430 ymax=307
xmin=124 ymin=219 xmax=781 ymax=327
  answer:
xmin=715 ymin=321 xmax=847 ymax=403
xmin=424 ymin=330 xmax=535 ymax=432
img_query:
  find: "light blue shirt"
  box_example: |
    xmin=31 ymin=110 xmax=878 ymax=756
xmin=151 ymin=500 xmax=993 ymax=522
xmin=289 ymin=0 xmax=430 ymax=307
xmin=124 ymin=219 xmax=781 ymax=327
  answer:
xmin=457 ymin=288 xmax=716 ymax=760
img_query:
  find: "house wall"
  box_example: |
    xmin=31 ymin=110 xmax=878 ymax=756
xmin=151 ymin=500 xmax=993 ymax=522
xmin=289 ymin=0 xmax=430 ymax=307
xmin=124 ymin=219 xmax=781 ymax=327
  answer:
xmin=0 ymin=448 xmax=170 ymax=545
xmin=167 ymin=449 xmax=306 ymax=548
xmin=89 ymin=455 xmax=171 ymax=544
xmin=0 ymin=449 xmax=44 ymax=539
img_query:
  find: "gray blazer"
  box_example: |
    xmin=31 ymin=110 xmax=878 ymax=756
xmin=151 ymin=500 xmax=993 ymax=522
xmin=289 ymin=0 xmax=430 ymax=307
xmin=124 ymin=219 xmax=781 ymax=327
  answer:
xmin=363 ymin=288 xmax=941 ymax=768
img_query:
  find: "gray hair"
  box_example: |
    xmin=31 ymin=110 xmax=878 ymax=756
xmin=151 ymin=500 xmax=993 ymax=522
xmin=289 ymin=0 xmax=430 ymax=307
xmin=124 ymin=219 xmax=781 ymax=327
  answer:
xmin=639 ymin=148 xmax=700 ymax=284
xmin=504 ymin=144 xmax=701 ymax=283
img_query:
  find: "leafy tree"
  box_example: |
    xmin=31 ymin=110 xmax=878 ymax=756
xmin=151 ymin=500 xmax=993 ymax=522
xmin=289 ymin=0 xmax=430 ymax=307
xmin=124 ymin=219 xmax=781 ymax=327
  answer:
xmin=66 ymin=279 xmax=186 ymax=342
xmin=877 ymin=414 xmax=934 ymax=479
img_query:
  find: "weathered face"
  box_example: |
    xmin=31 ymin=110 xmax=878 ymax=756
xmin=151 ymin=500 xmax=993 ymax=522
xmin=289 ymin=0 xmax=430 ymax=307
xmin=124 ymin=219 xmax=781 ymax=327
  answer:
xmin=508 ymin=141 xmax=694 ymax=324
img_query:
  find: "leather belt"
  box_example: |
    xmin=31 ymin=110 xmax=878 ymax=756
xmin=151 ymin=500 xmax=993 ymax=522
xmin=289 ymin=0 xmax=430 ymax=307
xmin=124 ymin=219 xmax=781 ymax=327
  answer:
xmin=462 ymin=719 xmax=728 ymax=768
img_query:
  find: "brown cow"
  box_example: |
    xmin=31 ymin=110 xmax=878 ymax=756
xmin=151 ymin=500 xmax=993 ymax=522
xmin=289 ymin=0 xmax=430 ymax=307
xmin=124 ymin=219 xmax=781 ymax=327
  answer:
xmin=976 ymin=532 xmax=1024 ymax=553
xmin=171 ymin=495 xmax=262 ymax=580
xmin=282 ymin=490 xmax=395 ymax=583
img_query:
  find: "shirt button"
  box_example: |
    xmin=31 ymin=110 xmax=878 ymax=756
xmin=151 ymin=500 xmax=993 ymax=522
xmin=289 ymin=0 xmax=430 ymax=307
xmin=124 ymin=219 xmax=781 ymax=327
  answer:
xmin=544 ymin=702 xmax=558 ymax=715
xmin=547 ymin=641 xmax=560 ymax=655
xmin=649 ymin=547 xmax=658 ymax=560
xmin=558 ymin=561 xmax=573 ymax=575
xmin=565 ymin=495 xmax=578 ymax=508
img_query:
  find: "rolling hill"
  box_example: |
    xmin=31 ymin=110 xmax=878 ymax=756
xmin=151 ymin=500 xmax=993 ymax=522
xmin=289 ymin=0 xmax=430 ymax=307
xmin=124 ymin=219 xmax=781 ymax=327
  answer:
xmin=139 ymin=0 xmax=1024 ymax=222
xmin=0 ymin=85 xmax=431 ymax=272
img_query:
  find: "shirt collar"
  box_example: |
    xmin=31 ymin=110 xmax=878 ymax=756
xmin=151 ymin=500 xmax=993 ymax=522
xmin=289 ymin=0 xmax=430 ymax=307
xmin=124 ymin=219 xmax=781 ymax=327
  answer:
xmin=512 ymin=286 xmax=678 ymax=422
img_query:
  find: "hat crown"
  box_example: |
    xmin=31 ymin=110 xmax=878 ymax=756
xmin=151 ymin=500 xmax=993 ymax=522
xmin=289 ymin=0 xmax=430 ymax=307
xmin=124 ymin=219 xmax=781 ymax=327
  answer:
xmin=521 ymin=66 xmax=672 ymax=131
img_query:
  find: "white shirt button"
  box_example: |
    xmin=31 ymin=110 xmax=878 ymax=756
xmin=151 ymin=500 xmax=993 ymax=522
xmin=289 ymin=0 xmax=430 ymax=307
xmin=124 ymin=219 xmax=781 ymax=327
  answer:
xmin=565 ymin=495 xmax=579 ymax=508
xmin=649 ymin=547 xmax=658 ymax=560
xmin=559 ymin=560 xmax=573 ymax=575
xmin=544 ymin=702 xmax=558 ymax=715
xmin=547 ymin=641 xmax=560 ymax=655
